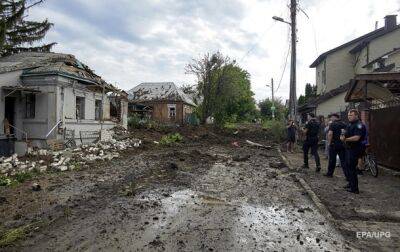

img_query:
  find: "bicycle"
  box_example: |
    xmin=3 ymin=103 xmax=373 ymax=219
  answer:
xmin=359 ymin=144 xmax=378 ymax=177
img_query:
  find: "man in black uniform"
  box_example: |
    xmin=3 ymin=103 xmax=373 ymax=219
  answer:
xmin=340 ymin=109 xmax=364 ymax=194
xmin=301 ymin=113 xmax=321 ymax=171
xmin=324 ymin=113 xmax=346 ymax=178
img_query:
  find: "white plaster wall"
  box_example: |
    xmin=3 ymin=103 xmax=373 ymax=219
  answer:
xmin=325 ymin=46 xmax=355 ymax=91
xmin=368 ymin=28 xmax=400 ymax=63
xmin=0 ymin=70 xmax=23 ymax=135
xmin=316 ymin=92 xmax=348 ymax=117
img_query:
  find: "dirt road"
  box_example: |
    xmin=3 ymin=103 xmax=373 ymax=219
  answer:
xmin=1 ymin=129 xmax=352 ymax=251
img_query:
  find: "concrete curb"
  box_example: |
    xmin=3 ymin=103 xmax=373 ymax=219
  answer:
xmin=276 ymin=147 xmax=337 ymax=225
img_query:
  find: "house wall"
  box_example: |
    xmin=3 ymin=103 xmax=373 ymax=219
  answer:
xmin=315 ymin=92 xmax=347 ymax=117
xmin=354 ymin=28 xmax=400 ymax=74
xmin=121 ymin=100 xmax=128 ymax=129
xmin=0 ymin=70 xmax=23 ymax=136
xmin=2 ymin=73 xmax=118 ymax=147
xmin=322 ymin=46 xmax=355 ymax=94
xmin=387 ymin=51 xmax=400 ymax=71
xmin=54 ymin=76 xmax=116 ymax=142
xmin=150 ymin=102 xmax=183 ymax=124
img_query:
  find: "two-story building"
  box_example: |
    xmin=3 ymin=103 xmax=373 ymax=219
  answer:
xmin=299 ymin=15 xmax=400 ymax=118
xmin=300 ymin=15 xmax=400 ymax=169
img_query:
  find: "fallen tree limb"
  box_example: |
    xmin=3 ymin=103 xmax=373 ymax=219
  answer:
xmin=245 ymin=140 xmax=272 ymax=149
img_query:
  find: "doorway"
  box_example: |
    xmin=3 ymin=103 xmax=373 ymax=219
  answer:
xmin=4 ymin=97 xmax=15 ymax=135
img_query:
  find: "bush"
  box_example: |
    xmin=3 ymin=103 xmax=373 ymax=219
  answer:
xmin=159 ymin=133 xmax=183 ymax=145
xmin=262 ymin=119 xmax=286 ymax=142
xmin=0 ymin=176 xmax=12 ymax=186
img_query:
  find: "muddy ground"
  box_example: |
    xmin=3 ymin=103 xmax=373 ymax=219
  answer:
xmin=0 ymin=127 xmax=353 ymax=251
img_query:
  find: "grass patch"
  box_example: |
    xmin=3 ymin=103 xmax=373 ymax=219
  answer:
xmin=0 ymin=221 xmax=43 ymax=247
xmin=0 ymin=170 xmax=39 ymax=187
xmin=159 ymin=133 xmax=183 ymax=145
xmin=223 ymin=122 xmax=238 ymax=130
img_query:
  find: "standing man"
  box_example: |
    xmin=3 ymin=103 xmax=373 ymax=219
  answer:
xmin=324 ymin=113 xmax=346 ymax=178
xmin=301 ymin=113 xmax=321 ymax=171
xmin=340 ymin=109 xmax=364 ymax=194
xmin=286 ymin=120 xmax=297 ymax=153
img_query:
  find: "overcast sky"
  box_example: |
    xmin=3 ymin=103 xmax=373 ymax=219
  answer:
xmin=28 ymin=0 xmax=400 ymax=102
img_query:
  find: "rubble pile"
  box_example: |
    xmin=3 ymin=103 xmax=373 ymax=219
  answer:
xmin=0 ymin=129 xmax=141 ymax=177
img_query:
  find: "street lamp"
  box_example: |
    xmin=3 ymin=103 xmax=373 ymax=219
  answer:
xmin=272 ymin=0 xmax=297 ymax=121
xmin=272 ymin=16 xmax=291 ymax=25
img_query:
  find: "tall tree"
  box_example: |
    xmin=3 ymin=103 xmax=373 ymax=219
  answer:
xmin=298 ymin=83 xmax=317 ymax=106
xmin=185 ymin=52 xmax=230 ymax=123
xmin=0 ymin=0 xmax=55 ymax=56
xmin=186 ymin=52 xmax=256 ymax=125
xmin=258 ymin=98 xmax=286 ymax=120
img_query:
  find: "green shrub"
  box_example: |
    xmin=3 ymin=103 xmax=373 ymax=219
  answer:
xmin=0 ymin=176 xmax=12 ymax=186
xmin=262 ymin=119 xmax=286 ymax=142
xmin=14 ymin=172 xmax=33 ymax=183
xmin=159 ymin=133 xmax=183 ymax=145
xmin=128 ymin=115 xmax=141 ymax=129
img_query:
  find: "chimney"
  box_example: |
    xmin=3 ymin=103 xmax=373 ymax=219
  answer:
xmin=384 ymin=15 xmax=397 ymax=30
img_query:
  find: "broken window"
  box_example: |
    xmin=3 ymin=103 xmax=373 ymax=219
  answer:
xmin=168 ymin=104 xmax=176 ymax=118
xmin=76 ymin=96 xmax=85 ymax=120
xmin=25 ymin=94 xmax=35 ymax=118
xmin=95 ymin=99 xmax=102 ymax=120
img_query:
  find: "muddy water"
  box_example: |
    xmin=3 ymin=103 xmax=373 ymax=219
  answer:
xmin=14 ymin=145 xmax=352 ymax=251
xmin=115 ymin=163 xmax=348 ymax=251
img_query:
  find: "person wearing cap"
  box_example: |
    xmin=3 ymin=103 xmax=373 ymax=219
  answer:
xmin=340 ymin=109 xmax=364 ymax=194
xmin=301 ymin=113 xmax=321 ymax=171
xmin=324 ymin=113 xmax=347 ymax=179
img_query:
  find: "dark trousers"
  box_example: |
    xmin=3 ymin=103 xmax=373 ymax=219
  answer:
xmin=303 ymin=140 xmax=320 ymax=167
xmin=327 ymin=146 xmax=346 ymax=178
xmin=345 ymin=149 xmax=359 ymax=191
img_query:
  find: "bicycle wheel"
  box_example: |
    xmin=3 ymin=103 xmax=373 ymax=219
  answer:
xmin=365 ymin=154 xmax=378 ymax=177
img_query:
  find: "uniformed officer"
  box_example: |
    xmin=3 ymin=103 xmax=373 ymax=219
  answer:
xmin=301 ymin=113 xmax=321 ymax=171
xmin=340 ymin=109 xmax=364 ymax=194
xmin=324 ymin=113 xmax=346 ymax=178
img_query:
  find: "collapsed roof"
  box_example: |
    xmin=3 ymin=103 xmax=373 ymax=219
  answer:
xmin=128 ymin=82 xmax=195 ymax=106
xmin=0 ymin=52 xmax=121 ymax=93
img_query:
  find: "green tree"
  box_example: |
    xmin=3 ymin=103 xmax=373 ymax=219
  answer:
xmin=0 ymin=0 xmax=56 ymax=56
xmin=186 ymin=52 xmax=256 ymax=125
xmin=258 ymin=98 xmax=286 ymax=120
xmin=298 ymin=83 xmax=317 ymax=106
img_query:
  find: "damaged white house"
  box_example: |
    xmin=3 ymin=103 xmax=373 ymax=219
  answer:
xmin=0 ymin=52 xmax=128 ymax=156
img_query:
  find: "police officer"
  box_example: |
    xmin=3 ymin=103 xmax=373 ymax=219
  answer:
xmin=340 ymin=109 xmax=364 ymax=194
xmin=301 ymin=113 xmax=321 ymax=171
xmin=324 ymin=113 xmax=346 ymax=178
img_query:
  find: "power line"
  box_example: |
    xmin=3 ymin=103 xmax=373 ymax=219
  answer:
xmin=240 ymin=22 xmax=276 ymax=62
xmin=275 ymin=24 xmax=291 ymax=93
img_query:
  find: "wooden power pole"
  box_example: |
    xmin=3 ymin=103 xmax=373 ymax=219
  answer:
xmin=289 ymin=0 xmax=297 ymax=120
xmin=271 ymin=78 xmax=275 ymax=119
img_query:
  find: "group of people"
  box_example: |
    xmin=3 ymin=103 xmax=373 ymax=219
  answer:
xmin=286 ymin=109 xmax=367 ymax=194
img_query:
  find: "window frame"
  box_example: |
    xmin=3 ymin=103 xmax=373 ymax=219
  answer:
xmin=25 ymin=93 xmax=36 ymax=119
xmin=76 ymin=96 xmax=85 ymax=120
xmin=95 ymin=99 xmax=102 ymax=121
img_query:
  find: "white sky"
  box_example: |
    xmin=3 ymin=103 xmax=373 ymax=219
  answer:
xmin=28 ymin=0 xmax=400 ymax=102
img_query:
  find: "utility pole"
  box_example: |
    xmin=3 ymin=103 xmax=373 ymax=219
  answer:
xmin=270 ymin=78 xmax=275 ymax=119
xmin=289 ymin=0 xmax=297 ymax=120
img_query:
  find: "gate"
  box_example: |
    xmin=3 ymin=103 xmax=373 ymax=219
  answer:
xmin=369 ymin=100 xmax=400 ymax=169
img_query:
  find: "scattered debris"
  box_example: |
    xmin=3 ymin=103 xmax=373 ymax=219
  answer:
xmin=231 ymin=141 xmax=240 ymax=147
xmin=269 ymin=161 xmax=287 ymax=169
xmin=31 ymin=183 xmax=41 ymax=191
xmin=246 ymin=140 xmax=272 ymax=149
xmin=233 ymin=154 xmax=250 ymax=162
xmin=0 ymin=129 xmax=142 ymax=182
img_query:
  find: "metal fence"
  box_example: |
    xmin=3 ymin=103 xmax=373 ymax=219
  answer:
xmin=369 ymin=104 xmax=400 ymax=169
